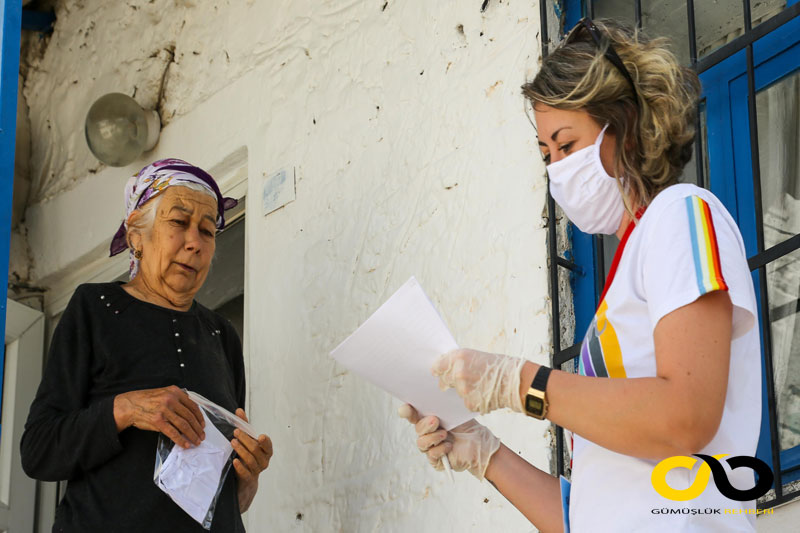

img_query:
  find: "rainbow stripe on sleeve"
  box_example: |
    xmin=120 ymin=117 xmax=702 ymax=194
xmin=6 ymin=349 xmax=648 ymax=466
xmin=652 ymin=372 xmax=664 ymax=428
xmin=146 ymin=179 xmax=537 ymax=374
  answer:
xmin=685 ymin=196 xmax=728 ymax=295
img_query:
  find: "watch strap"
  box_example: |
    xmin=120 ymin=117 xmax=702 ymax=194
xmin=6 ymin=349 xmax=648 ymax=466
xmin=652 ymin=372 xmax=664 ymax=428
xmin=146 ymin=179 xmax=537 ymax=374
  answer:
xmin=531 ymin=365 xmax=551 ymax=393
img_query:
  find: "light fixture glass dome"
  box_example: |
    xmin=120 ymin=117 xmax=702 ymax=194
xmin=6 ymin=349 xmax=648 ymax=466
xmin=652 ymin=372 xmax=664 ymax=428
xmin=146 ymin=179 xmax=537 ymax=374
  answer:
xmin=85 ymin=93 xmax=161 ymax=167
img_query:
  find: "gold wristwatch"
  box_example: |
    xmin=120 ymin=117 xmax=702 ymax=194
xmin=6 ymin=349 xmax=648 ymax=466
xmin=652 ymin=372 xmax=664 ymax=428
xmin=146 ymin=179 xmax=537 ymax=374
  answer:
xmin=524 ymin=366 xmax=551 ymax=419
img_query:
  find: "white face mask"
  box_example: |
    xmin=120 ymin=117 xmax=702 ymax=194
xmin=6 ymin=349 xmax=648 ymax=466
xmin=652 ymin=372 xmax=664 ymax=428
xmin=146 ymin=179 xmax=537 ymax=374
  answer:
xmin=546 ymin=125 xmax=625 ymax=235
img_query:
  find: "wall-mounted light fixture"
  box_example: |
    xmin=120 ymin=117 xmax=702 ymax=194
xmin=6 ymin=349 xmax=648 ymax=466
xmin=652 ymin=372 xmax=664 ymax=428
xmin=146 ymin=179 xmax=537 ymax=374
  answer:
xmin=85 ymin=93 xmax=161 ymax=167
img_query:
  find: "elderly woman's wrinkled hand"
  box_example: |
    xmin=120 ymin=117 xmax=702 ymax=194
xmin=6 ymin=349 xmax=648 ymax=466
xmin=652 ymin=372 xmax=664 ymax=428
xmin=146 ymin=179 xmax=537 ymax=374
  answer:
xmin=231 ymin=408 xmax=272 ymax=513
xmin=113 ymin=385 xmax=206 ymax=448
xmin=432 ymin=348 xmax=527 ymax=414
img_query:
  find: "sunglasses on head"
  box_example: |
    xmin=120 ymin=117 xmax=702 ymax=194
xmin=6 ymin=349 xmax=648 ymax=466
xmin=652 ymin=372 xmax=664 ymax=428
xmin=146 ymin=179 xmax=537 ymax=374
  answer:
xmin=565 ymin=18 xmax=640 ymax=108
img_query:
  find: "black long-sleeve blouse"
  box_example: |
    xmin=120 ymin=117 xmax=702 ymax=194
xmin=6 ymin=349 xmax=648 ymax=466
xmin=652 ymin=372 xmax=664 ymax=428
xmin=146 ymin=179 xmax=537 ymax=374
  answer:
xmin=20 ymin=282 xmax=247 ymax=533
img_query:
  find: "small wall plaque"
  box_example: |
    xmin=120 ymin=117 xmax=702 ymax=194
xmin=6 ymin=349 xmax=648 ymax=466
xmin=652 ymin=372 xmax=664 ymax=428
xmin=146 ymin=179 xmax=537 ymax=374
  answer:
xmin=263 ymin=168 xmax=296 ymax=216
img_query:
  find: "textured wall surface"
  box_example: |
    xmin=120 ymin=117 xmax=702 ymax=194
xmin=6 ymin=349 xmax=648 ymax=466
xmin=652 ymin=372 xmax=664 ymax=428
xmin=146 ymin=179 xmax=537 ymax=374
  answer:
xmin=22 ymin=1 xmax=555 ymax=531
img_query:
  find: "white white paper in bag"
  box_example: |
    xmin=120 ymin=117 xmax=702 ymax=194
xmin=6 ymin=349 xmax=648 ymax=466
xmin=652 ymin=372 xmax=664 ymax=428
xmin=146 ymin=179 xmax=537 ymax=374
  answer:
xmin=330 ymin=276 xmax=473 ymax=430
xmin=157 ymin=410 xmax=233 ymax=523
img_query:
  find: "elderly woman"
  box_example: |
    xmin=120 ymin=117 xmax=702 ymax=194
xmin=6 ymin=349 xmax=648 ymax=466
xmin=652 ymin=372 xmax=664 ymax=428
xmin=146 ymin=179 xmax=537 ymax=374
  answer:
xmin=21 ymin=159 xmax=272 ymax=532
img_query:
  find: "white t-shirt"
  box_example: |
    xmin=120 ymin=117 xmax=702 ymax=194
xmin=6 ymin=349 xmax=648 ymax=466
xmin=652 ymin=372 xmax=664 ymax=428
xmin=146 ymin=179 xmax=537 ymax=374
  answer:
xmin=568 ymin=183 xmax=761 ymax=533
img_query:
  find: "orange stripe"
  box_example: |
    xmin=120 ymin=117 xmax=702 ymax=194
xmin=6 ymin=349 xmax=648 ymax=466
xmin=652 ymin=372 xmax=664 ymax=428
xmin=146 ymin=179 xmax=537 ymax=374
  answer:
xmin=700 ymin=200 xmax=728 ymax=291
xmin=699 ymin=200 xmax=718 ymax=290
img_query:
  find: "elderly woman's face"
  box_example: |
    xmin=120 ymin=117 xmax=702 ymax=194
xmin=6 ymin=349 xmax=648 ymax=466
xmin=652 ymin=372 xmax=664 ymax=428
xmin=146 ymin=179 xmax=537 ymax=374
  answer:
xmin=138 ymin=186 xmax=217 ymax=299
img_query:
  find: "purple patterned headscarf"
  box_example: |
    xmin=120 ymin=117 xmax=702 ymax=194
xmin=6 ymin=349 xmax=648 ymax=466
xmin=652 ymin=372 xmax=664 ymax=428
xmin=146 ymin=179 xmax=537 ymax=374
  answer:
xmin=109 ymin=158 xmax=238 ymax=278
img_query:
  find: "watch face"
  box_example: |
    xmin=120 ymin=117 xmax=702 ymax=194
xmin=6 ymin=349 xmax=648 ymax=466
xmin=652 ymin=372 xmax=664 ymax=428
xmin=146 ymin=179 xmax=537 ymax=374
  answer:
xmin=526 ymin=395 xmax=544 ymax=414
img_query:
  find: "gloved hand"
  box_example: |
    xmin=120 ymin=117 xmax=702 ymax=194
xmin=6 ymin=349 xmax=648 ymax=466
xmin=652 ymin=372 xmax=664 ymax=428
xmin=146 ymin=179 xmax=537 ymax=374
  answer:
xmin=432 ymin=348 xmax=526 ymax=414
xmin=398 ymin=404 xmax=500 ymax=481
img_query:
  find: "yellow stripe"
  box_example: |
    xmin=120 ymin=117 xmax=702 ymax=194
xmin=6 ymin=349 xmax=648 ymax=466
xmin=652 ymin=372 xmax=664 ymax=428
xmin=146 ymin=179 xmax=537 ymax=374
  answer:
xmin=596 ymin=300 xmax=626 ymax=378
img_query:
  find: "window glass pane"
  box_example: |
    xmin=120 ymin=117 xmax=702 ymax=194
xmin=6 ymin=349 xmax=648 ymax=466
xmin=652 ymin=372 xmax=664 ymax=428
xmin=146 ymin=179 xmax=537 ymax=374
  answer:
xmin=751 ymin=0 xmax=790 ymax=33
xmin=693 ymin=0 xmax=787 ymax=59
xmin=757 ymin=69 xmax=800 ymax=250
xmin=678 ymin=100 xmax=709 ymax=187
xmin=767 ymin=246 xmax=800 ymax=452
xmin=694 ymin=0 xmax=741 ymax=59
xmin=759 ymin=69 xmax=800 ymax=452
xmin=641 ymin=1 xmax=692 ymax=66
xmin=592 ymin=0 xmax=635 ymax=26
xmin=593 ymin=1 xmax=691 ymax=65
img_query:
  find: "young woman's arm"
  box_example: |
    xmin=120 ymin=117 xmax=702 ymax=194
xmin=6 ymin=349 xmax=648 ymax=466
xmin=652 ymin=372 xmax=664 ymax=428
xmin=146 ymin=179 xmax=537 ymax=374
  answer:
xmin=437 ymin=290 xmax=732 ymax=460
xmin=532 ymin=290 xmax=732 ymax=459
xmin=407 ymin=290 xmax=732 ymax=532
xmin=484 ymin=445 xmax=564 ymax=533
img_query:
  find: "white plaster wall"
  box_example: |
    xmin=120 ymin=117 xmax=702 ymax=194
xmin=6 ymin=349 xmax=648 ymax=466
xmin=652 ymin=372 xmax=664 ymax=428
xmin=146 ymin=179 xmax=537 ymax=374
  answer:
xmin=23 ymin=1 xmax=553 ymax=531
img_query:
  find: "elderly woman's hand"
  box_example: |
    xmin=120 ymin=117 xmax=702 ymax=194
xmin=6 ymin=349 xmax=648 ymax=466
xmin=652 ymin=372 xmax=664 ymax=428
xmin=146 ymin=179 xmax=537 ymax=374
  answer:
xmin=433 ymin=349 xmax=527 ymax=414
xmin=231 ymin=408 xmax=272 ymax=513
xmin=113 ymin=385 xmax=205 ymax=448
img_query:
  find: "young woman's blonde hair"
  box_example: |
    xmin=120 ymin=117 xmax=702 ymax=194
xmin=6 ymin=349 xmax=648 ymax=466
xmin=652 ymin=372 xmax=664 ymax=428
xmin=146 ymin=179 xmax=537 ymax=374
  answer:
xmin=523 ymin=19 xmax=701 ymax=209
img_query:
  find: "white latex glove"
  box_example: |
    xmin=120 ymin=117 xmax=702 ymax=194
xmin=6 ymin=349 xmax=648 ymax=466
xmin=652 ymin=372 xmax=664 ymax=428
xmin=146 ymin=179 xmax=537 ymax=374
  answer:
xmin=398 ymin=404 xmax=500 ymax=481
xmin=432 ymin=348 xmax=526 ymax=414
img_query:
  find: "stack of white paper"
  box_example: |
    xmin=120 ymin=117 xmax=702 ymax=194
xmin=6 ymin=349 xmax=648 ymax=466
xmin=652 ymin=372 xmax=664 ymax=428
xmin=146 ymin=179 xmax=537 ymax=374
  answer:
xmin=330 ymin=276 xmax=473 ymax=430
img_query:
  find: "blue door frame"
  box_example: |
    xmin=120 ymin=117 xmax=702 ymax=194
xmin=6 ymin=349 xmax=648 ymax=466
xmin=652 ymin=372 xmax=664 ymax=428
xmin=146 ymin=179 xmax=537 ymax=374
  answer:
xmin=0 ymin=0 xmax=22 ymax=441
xmin=702 ymin=10 xmax=800 ymax=484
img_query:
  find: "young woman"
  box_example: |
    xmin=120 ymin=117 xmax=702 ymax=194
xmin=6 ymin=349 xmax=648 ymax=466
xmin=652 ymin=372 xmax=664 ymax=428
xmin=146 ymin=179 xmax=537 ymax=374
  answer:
xmin=401 ymin=19 xmax=760 ymax=532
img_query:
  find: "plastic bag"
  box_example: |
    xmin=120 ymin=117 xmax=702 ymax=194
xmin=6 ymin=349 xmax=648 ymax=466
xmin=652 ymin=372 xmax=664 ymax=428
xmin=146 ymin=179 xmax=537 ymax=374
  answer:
xmin=153 ymin=390 xmax=257 ymax=529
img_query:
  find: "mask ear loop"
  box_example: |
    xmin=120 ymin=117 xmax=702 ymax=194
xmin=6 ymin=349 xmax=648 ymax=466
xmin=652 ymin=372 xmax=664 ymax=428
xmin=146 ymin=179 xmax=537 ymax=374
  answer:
xmin=595 ymin=123 xmax=610 ymax=146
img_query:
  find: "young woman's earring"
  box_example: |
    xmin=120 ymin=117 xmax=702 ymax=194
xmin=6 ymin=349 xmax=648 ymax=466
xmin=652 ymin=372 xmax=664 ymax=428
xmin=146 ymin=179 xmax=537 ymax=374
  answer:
xmin=133 ymin=249 xmax=143 ymax=260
